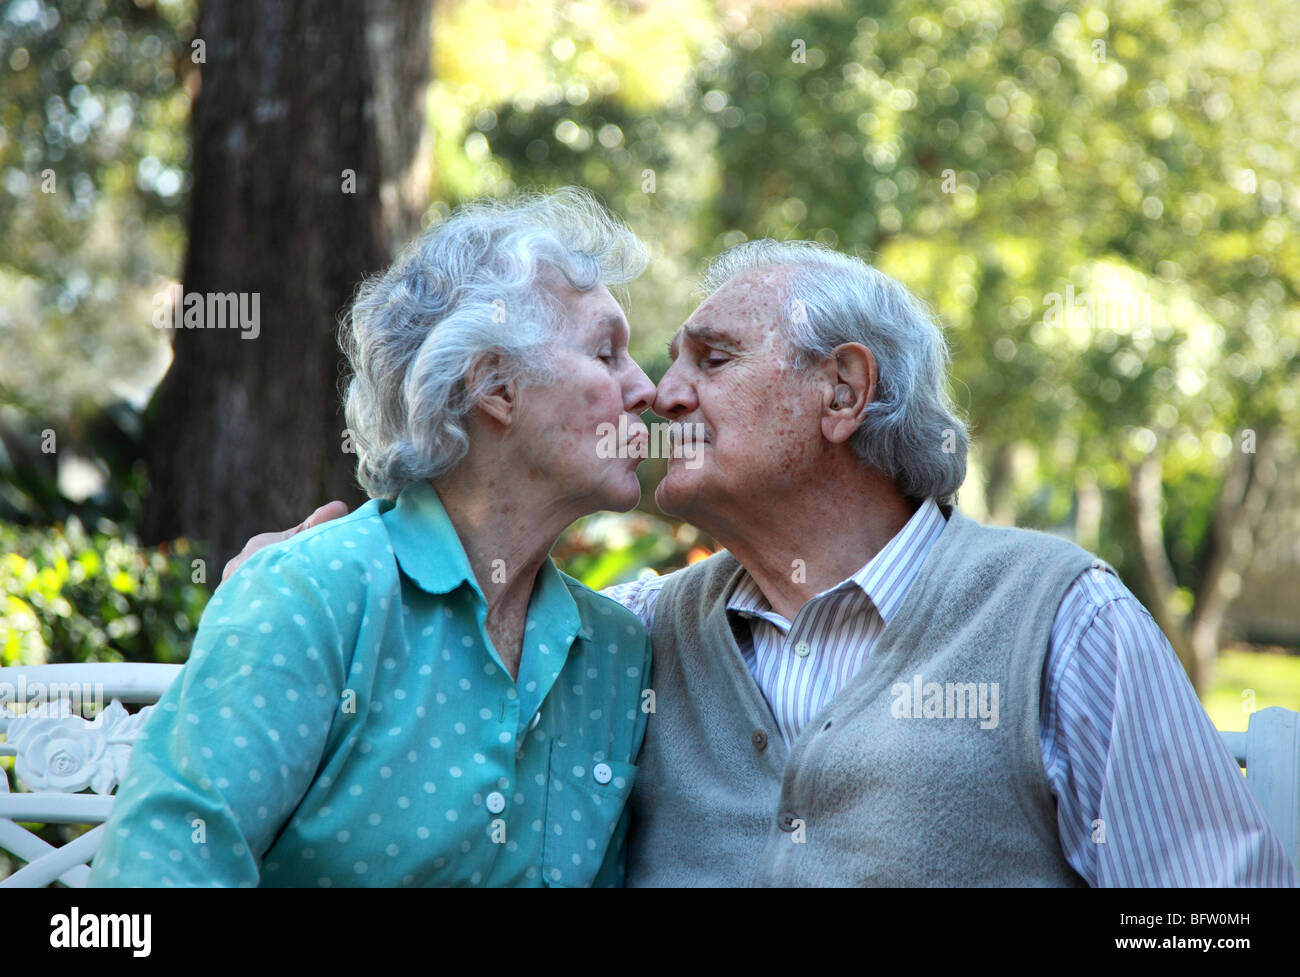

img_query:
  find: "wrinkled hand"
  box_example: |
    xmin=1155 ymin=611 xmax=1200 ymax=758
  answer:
xmin=220 ymin=501 xmax=351 ymax=587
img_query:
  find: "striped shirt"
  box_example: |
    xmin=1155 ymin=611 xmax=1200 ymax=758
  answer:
xmin=604 ymin=499 xmax=1299 ymax=887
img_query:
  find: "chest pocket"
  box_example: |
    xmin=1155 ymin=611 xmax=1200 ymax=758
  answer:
xmin=541 ymin=740 xmax=637 ymax=887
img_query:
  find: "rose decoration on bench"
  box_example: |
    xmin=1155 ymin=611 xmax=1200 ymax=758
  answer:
xmin=0 ymin=699 xmax=152 ymax=795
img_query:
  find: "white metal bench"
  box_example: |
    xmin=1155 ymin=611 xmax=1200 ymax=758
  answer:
xmin=1220 ymin=706 xmax=1300 ymax=868
xmin=0 ymin=663 xmax=181 ymax=887
xmin=2 ymin=663 xmax=1298 ymax=884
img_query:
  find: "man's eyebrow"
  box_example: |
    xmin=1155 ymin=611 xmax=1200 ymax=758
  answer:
xmin=683 ymin=324 xmax=740 ymax=349
xmin=668 ymin=324 xmax=738 ymax=361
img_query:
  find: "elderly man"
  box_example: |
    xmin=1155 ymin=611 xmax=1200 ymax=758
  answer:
xmin=604 ymin=240 xmax=1296 ymax=887
xmin=228 ymin=238 xmax=1298 ymax=887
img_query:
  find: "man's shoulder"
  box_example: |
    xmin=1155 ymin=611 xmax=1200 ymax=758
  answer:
xmin=559 ymin=570 xmax=650 ymax=640
xmin=640 ymin=551 xmax=745 ymax=630
xmin=945 ymin=508 xmax=1106 ymax=572
xmin=656 ymin=550 xmax=740 ymax=588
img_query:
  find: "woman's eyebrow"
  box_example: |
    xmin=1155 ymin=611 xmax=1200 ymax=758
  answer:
xmin=595 ymin=313 xmax=628 ymax=343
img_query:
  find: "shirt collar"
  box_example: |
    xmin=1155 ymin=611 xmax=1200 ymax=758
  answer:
xmin=850 ymin=497 xmax=947 ymax=623
xmin=382 ymin=480 xmax=587 ymax=640
xmin=384 ymin=481 xmax=478 ymax=597
xmin=726 ymin=497 xmax=947 ymax=627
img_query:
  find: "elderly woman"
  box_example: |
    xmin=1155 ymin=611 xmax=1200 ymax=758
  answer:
xmin=89 ymin=188 xmax=657 ymax=887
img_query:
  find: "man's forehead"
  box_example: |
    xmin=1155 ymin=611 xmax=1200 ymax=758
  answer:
xmin=670 ymin=267 xmax=791 ymax=353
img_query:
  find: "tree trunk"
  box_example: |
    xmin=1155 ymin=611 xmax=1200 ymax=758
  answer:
xmin=142 ymin=0 xmax=432 ymax=572
xmin=1125 ymin=431 xmax=1283 ymax=695
xmin=1125 ymin=451 xmax=1198 ymax=683
xmin=982 ymin=441 xmax=1017 ymax=525
xmin=1074 ymin=472 xmax=1102 ymax=554
xmin=1186 ymin=427 xmax=1283 ymax=690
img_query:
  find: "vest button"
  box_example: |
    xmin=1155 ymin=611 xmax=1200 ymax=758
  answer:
xmin=751 ymin=730 xmax=767 ymax=751
xmin=778 ymin=811 xmax=798 ymax=832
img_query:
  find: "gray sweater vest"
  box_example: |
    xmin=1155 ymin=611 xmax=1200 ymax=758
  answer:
xmin=626 ymin=506 xmax=1101 ymax=887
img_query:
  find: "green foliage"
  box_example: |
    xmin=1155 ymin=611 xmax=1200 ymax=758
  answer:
xmin=0 ymin=0 xmax=193 ymax=422
xmin=0 ymin=517 xmax=208 ymax=666
xmin=0 ymin=398 xmax=151 ymax=527
xmin=1203 ymin=646 xmax=1300 ymax=732
xmin=428 ymin=0 xmax=724 ymax=367
xmin=7 ymin=0 xmax=1299 ymax=667
xmin=554 ymin=508 xmax=706 ymax=591
xmin=432 ymin=0 xmax=1300 ymax=655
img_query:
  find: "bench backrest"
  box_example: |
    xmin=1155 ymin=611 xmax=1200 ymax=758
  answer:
xmin=1219 ymin=706 xmax=1300 ymax=869
xmin=0 ymin=663 xmax=181 ymax=887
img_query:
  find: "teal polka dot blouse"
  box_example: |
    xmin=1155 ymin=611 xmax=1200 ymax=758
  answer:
xmin=88 ymin=481 xmax=652 ymax=887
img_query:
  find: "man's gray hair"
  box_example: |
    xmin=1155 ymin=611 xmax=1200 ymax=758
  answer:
xmin=341 ymin=187 xmax=647 ymax=499
xmin=700 ymin=240 xmax=969 ymax=505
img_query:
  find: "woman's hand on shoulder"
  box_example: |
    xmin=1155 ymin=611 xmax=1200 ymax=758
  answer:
xmin=220 ymin=501 xmax=351 ymax=587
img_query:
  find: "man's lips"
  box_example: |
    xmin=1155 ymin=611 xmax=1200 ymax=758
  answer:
xmin=667 ymin=421 xmax=709 ymax=450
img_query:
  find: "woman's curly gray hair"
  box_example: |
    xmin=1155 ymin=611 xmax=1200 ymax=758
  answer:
xmin=340 ymin=187 xmax=648 ymax=499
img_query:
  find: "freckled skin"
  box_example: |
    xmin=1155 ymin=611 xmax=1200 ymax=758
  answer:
xmin=654 ymin=268 xmax=825 ymax=533
xmin=509 ymin=283 xmax=656 ymax=518
xmin=650 ymin=267 xmax=918 ymax=620
xmin=434 ymin=281 xmax=655 ymax=677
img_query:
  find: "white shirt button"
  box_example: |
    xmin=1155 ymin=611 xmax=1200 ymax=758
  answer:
xmin=794 ymin=641 xmax=811 ymax=658
xmin=592 ymin=763 xmax=613 ymax=785
xmin=485 ymin=791 xmax=505 ymax=814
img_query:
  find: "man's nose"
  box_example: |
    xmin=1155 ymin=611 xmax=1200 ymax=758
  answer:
xmin=652 ymin=361 xmax=696 ymax=420
xmin=624 ymin=359 xmax=656 ymax=416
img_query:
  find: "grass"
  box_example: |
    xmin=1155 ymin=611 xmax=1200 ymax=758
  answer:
xmin=1203 ymin=645 xmax=1300 ymax=732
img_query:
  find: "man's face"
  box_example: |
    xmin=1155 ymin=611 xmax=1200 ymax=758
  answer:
xmin=652 ymin=267 xmax=826 ymax=529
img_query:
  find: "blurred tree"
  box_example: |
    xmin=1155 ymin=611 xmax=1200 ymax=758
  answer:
xmin=6 ymin=0 xmax=1297 ymax=691
xmin=141 ymin=0 xmax=433 ymax=567
xmin=0 ymin=0 xmax=191 ymax=421
xmin=0 ymin=0 xmax=195 ymax=534
xmin=695 ymin=0 xmax=1300 ymax=691
xmin=424 ymin=0 xmax=723 ymax=373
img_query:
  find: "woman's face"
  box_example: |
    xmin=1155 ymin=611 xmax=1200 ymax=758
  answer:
xmin=509 ymin=282 xmax=656 ymax=515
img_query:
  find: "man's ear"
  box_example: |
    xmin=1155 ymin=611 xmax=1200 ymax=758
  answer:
xmin=466 ymin=352 xmax=516 ymax=427
xmin=821 ymin=342 xmax=876 ymax=444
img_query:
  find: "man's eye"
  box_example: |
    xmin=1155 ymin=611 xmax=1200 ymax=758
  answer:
xmin=701 ymin=352 xmax=729 ymax=368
